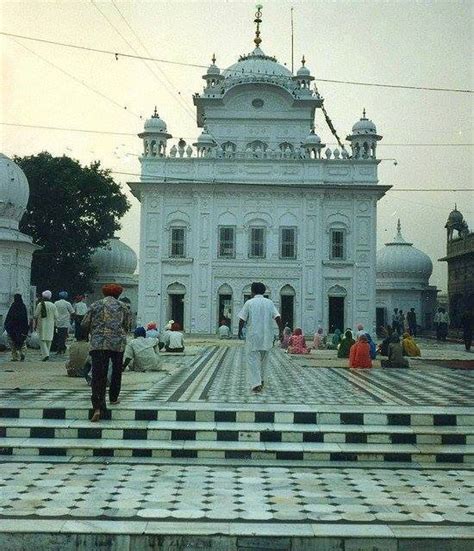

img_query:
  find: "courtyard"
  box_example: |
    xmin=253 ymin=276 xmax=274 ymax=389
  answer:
xmin=0 ymin=337 xmax=473 ymax=550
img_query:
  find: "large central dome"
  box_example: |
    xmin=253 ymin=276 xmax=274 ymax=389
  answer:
xmin=223 ymin=47 xmax=292 ymax=80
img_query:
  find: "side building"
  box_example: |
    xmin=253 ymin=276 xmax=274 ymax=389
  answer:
xmin=129 ymin=11 xmax=390 ymax=335
xmin=439 ymin=207 xmax=474 ymax=326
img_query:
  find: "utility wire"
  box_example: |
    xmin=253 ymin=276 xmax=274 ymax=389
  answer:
xmin=2 ymin=121 xmax=474 ymax=148
xmin=109 ymin=0 xmax=195 ymax=120
xmin=8 ymin=38 xmax=141 ymax=119
xmin=1 ymin=30 xmax=472 ymax=94
xmin=89 ymin=0 xmax=195 ymax=122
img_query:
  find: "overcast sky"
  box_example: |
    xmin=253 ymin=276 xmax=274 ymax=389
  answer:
xmin=1 ymin=0 xmax=473 ymax=292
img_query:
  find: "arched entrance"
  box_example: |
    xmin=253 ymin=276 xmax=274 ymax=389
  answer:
xmin=328 ymin=285 xmax=347 ymax=333
xmin=217 ymin=284 xmax=233 ymax=331
xmin=167 ymin=282 xmax=185 ymax=329
xmin=280 ymin=285 xmax=295 ymax=329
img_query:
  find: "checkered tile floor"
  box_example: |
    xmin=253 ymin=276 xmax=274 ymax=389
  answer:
xmin=0 ymin=461 xmax=472 ymax=523
xmin=1 ymin=346 xmax=473 ymax=406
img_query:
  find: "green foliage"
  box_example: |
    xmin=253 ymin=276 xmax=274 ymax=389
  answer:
xmin=15 ymin=152 xmax=130 ymax=295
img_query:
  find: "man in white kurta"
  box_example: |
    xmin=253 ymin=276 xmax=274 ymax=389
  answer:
xmin=34 ymin=290 xmax=59 ymax=361
xmin=238 ymin=282 xmax=282 ymax=392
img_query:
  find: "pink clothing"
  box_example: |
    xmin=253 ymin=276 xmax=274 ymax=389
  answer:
xmin=288 ymin=334 xmax=309 ymax=354
xmin=349 ymin=341 xmax=372 ymax=369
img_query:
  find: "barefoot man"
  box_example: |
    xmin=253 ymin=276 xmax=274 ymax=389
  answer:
xmin=238 ymin=282 xmax=283 ymax=393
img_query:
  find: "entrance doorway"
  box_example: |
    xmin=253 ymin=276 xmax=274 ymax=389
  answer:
xmin=280 ymin=285 xmax=296 ymax=329
xmin=328 ymin=296 xmax=344 ymax=333
xmin=167 ymin=282 xmax=185 ymax=330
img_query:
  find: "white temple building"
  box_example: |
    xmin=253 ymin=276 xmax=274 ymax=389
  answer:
xmin=129 ymin=8 xmax=391 ymax=335
xmin=376 ymin=220 xmax=438 ymax=329
xmin=0 ymin=153 xmax=39 ymax=325
xmin=90 ymin=237 xmax=139 ymax=319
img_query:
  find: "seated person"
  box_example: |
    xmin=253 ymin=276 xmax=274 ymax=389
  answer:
xmin=349 ymin=334 xmax=372 ymax=368
xmin=160 ymin=320 xmax=174 ymax=348
xmin=165 ymin=322 xmax=185 ymax=353
xmin=402 ymin=332 xmax=421 ymax=357
xmin=123 ymin=327 xmax=161 ymax=372
xmin=288 ymin=328 xmax=310 ymax=354
xmin=65 ymin=327 xmax=91 ymax=378
xmin=218 ymin=321 xmax=231 ymax=339
xmin=337 ymin=329 xmax=355 ymax=358
xmin=313 ymin=327 xmax=326 ymax=350
xmin=146 ymin=322 xmax=160 ymax=339
xmin=365 ymin=333 xmax=377 ymax=360
xmin=381 ymin=335 xmax=409 ymax=368
xmin=378 ymin=325 xmax=393 ymax=356
xmin=280 ymin=326 xmax=292 ymax=349
xmin=327 ymin=328 xmax=342 ymax=350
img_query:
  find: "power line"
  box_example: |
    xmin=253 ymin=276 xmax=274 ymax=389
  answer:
xmin=7 ymin=37 xmax=141 ymax=120
xmin=2 ymin=30 xmax=472 ymax=94
xmin=109 ymin=0 xmax=195 ymax=120
xmin=3 ymin=122 xmax=473 ymax=147
xmin=0 ymin=30 xmax=207 ymax=68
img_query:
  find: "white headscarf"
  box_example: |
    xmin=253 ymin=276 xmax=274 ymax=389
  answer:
xmin=165 ymin=320 xmax=174 ymax=330
xmin=42 ymin=290 xmax=52 ymax=300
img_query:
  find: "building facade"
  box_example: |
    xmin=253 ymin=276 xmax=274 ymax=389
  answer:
xmin=129 ymin=11 xmax=389 ymax=334
xmin=439 ymin=207 xmax=474 ymax=326
xmin=376 ymin=220 xmax=438 ymax=330
xmin=0 ymin=153 xmax=39 ymax=325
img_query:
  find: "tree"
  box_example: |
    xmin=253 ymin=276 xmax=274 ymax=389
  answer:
xmin=15 ymin=152 xmax=130 ymax=296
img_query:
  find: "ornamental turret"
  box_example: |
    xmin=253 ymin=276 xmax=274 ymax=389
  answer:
xmin=346 ymin=109 xmax=382 ymax=159
xmin=292 ymin=56 xmax=314 ymax=93
xmin=203 ymin=54 xmax=224 ymax=93
xmin=138 ymin=107 xmax=172 ymax=157
xmin=302 ymin=129 xmax=325 ymax=159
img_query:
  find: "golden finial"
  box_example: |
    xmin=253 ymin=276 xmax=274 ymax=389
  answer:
xmin=301 ymin=55 xmax=306 ymax=66
xmin=212 ymin=53 xmax=216 ymax=64
xmin=254 ymin=4 xmax=263 ymax=47
xmin=397 ymin=218 xmax=401 ymax=235
xmin=152 ymin=106 xmax=159 ymax=118
xmin=362 ymin=108 xmax=366 ymax=118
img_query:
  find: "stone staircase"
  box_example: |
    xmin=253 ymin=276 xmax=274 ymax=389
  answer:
xmin=1 ymin=404 xmax=473 ymax=464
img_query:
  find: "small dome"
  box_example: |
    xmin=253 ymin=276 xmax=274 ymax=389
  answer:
xmin=144 ymin=108 xmax=168 ymax=133
xmin=351 ymin=109 xmax=377 ymax=135
xmin=376 ymin=220 xmax=432 ymax=281
xmin=194 ymin=127 xmax=216 ymax=146
xmin=296 ymin=56 xmax=310 ymax=76
xmin=0 ymin=153 xmax=30 ymax=228
xmin=207 ymin=54 xmax=220 ymax=75
xmin=447 ymin=206 xmax=464 ymax=224
xmin=303 ymin=130 xmax=321 ymax=145
xmin=91 ymin=237 xmax=137 ymax=276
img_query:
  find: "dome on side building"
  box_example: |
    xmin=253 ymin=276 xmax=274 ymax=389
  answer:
xmin=0 ymin=153 xmax=30 ymax=228
xmin=376 ymin=220 xmax=433 ymax=282
xmin=91 ymin=237 xmax=137 ymax=276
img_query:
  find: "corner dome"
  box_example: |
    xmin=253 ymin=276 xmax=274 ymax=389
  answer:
xmin=144 ymin=108 xmax=168 ymax=133
xmin=0 ymin=153 xmax=30 ymax=228
xmin=296 ymin=56 xmax=310 ymax=77
xmin=91 ymin=237 xmax=137 ymax=276
xmin=207 ymin=54 xmax=221 ymax=75
xmin=194 ymin=127 xmax=215 ymax=146
xmin=376 ymin=220 xmax=433 ymax=281
xmin=447 ymin=206 xmax=464 ymax=225
xmin=351 ymin=109 xmax=377 ymax=135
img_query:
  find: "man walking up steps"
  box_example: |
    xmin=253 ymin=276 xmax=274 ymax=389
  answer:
xmin=238 ymin=282 xmax=283 ymax=393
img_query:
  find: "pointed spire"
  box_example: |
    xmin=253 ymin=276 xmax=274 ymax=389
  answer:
xmin=301 ymin=55 xmax=306 ymax=66
xmin=362 ymin=108 xmax=367 ymax=119
xmin=253 ymin=4 xmax=263 ymax=47
xmin=397 ymin=218 xmax=402 ymax=236
xmin=211 ymin=53 xmax=216 ymax=64
xmin=152 ymin=106 xmax=159 ymax=118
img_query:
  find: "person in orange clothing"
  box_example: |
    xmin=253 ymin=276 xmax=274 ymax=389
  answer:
xmin=349 ymin=334 xmax=372 ymax=369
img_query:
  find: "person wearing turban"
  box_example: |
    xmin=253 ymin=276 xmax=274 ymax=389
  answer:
xmin=73 ymin=295 xmax=88 ymax=340
xmin=34 ymin=290 xmax=58 ymax=361
xmin=81 ymin=283 xmax=131 ymax=422
xmin=54 ymin=291 xmax=74 ymax=355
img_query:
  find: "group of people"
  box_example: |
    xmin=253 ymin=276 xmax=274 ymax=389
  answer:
xmin=278 ymin=321 xmax=422 ymax=370
xmin=3 ymin=291 xmax=88 ymax=362
xmin=391 ymin=307 xmax=418 ymax=336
